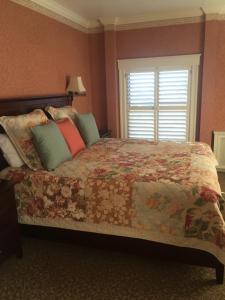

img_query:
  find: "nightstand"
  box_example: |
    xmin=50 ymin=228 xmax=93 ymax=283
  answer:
xmin=0 ymin=180 xmax=22 ymax=262
xmin=99 ymin=129 xmax=112 ymax=138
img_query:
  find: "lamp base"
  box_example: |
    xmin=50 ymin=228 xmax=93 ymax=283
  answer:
xmin=68 ymin=92 xmax=74 ymax=103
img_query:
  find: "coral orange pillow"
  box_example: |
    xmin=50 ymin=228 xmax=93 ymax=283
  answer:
xmin=56 ymin=118 xmax=85 ymax=157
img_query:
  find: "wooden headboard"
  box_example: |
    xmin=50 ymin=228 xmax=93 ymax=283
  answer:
xmin=0 ymin=94 xmax=72 ymax=117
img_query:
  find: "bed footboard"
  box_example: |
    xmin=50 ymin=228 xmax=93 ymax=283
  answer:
xmin=21 ymin=224 xmax=225 ymax=284
xmin=216 ymin=263 xmax=224 ymax=284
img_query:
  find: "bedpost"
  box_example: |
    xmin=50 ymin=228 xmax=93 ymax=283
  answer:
xmin=216 ymin=263 xmax=224 ymax=284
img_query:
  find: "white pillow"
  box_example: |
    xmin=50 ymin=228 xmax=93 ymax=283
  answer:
xmin=0 ymin=134 xmax=24 ymax=167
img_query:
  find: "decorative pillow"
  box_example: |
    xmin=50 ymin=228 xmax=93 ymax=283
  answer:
xmin=31 ymin=121 xmax=72 ymax=171
xmin=0 ymin=134 xmax=24 ymax=168
xmin=56 ymin=118 xmax=85 ymax=157
xmin=76 ymin=113 xmax=100 ymax=147
xmin=0 ymin=148 xmax=9 ymax=171
xmin=0 ymin=109 xmax=48 ymax=170
xmin=45 ymin=106 xmax=77 ymax=122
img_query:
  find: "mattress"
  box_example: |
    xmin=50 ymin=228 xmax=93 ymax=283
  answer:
xmin=1 ymin=138 xmax=225 ymax=263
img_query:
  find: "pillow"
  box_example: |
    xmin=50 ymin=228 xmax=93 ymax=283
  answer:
xmin=0 ymin=149 xmax=9 ymax=171
xmin=45 ymin=106 xmax=77 ymax=122
xmin=56 ymin=118 xmax=85 ymax=157
xmin=31 ymin=121 xmax=72 ymax=171
xmin=76 ymin=113 xmax=100 ymax=147
xmin=0 ymin=109 xmax=48 ymax=170
xmin=0 ymin=134 xmax=24 ymax=168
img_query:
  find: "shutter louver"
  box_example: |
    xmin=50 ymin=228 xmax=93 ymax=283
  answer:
xmin=158 ymin=110 xmax=187 ymax=141
xmin=128 ymin=111 xmax=154 ymax=139
xmin=127 ymin=72 xmax=155 ymax=140
xmin=158 ymin=69 xmax=189 ymax=141
xmin=159 ymin=70 xmax=188 ymax=106
xmin=128 ymin=73 xmax=155 ymax=107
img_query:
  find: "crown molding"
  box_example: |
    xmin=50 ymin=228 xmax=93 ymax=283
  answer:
xmin=204 ymin=13 xmax=225 ymax=21
xmin=202 ymin=4 xmax=225 ymax=15
xmin=202 ymin=3 xmax=225 ymax=21
xmin=205 ymin=13 xmax=220 ymax=21
xmin=88 ymin=25 xmax=104 ymax=34
xmin=218 ymin=14 xmax=225 ymax=21
xmin=118 ymin=9 xmax=202 ymax=25
xmin=99 ymin=17 xmax=118 ymax=31
xmin=10 ymin=0 xmax=225 ymax=34
xmin=10 ymin=0 xmax=96 ymax=33
xmin=99 ymin=9 xmax=204 ymax=31
xmin=116 ymin=16 xmax=204 ymax=31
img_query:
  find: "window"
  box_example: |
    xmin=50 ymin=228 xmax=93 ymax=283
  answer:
xmin=118 ymin=55 xmax=200 ymax=142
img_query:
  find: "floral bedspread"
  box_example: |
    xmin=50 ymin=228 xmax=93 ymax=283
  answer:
xmin=1 ymin=138 xmax=225 ymax=263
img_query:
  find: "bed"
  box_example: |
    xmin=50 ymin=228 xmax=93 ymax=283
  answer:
xmin=0 ymin=94 xmax=224 ymax=284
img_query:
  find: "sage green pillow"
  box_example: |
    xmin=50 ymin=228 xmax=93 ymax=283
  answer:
xmin=76 ymin=113 xmax=100 ymax=147
xmin=31 ymin=121 xmax=72 ymax=171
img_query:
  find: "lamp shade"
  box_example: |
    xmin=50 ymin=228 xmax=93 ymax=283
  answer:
xmin=66 ymin=76 xmax=86 ymax=95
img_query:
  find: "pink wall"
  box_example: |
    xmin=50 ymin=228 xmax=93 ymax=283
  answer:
xmin=215 ymin=22 xmax=225 ymax=134
xmin=104 ymin=31 xmax=120 ymax=137
xmin=111 ymin=22 xmax=225 ymax=144
xmin=0 ymin=0 xmax=92 ymax=114
xmin=103 ymin=23 xmax=204 ymax=136
xmin=89 ymin=32 xmax=107 ymax=130
xmin=200 ymin=21 xmax=225 ymax=144
xmin=117 ymin=23 xmax=204 ymax=59
xmin=1 ymin=0 xmax=225 ymax=143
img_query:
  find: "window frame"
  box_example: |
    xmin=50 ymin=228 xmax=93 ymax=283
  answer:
xmin=118 ymin=54 xmax=201 ymax=141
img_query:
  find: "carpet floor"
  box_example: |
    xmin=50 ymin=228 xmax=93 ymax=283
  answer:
xmin=0 ymin=173 xmax=225 ymax=300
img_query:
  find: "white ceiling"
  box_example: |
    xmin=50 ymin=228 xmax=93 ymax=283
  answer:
xmin=52 ymin=0 xmax=225 ymax=23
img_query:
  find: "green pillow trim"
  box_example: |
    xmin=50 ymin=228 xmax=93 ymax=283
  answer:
xmin=31 ymin=121 xmax=72 ymax=171
xmin=76 ymin=113 xmax=100 ymax=147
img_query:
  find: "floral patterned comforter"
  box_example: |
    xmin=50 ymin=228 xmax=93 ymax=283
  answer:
xmin=1 ymin=138 xmax=225 ymax=263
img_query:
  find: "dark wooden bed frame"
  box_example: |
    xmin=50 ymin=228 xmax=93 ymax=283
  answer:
xmin=0 ymin=94 xmax=224 ymax=284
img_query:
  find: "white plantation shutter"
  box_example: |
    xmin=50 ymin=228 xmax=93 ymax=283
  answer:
xmin=127 ymin=72 xmax=155 ymax=140
xmin=126 ymin=69 xmax=190 ymax=141
xmin=158 ymin=70 xmax=189 ymax=141
xmin=119 ymin=55 xmax=200 ymax=142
